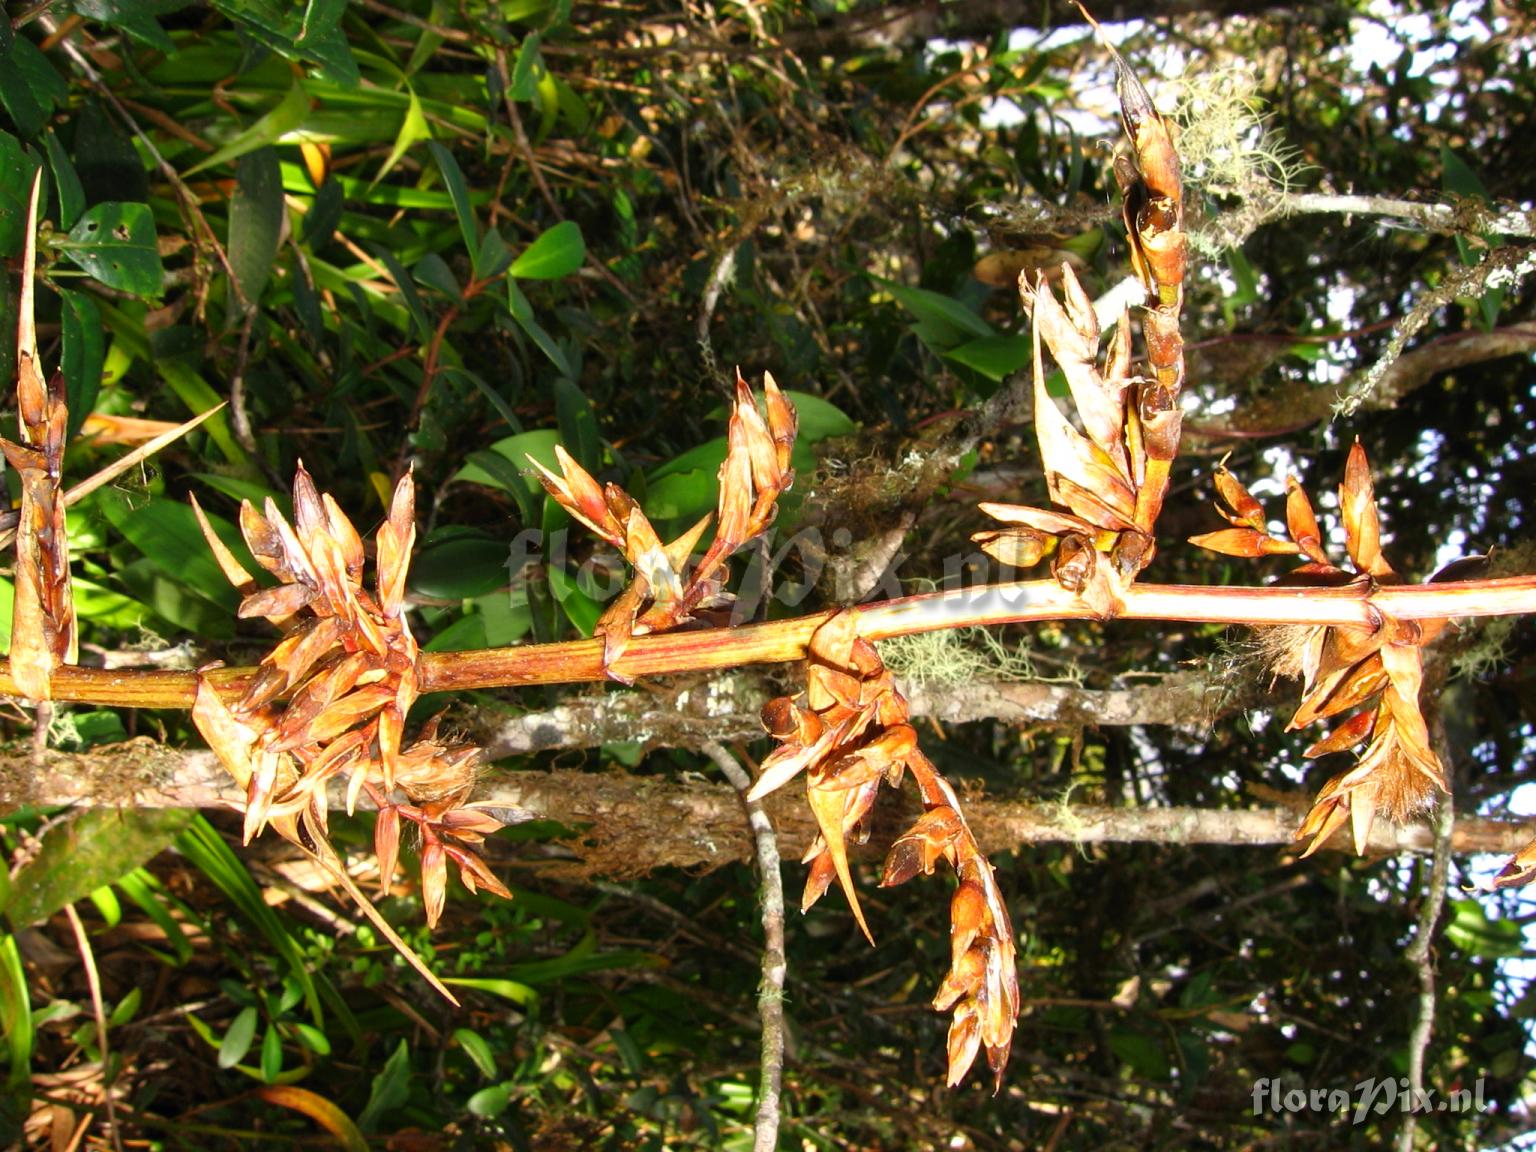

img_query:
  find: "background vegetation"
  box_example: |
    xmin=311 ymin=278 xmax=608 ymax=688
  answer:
xmin=1 ymin=0 xmax=1534 ymax=1147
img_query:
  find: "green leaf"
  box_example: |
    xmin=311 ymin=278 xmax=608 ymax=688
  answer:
xmin=452 ymin=1028 xmax=498 ymax=1078
xmin=453 ymin=428 xmax=563 ymax=524
xmin=441 ymin=977 xmax=539 ymax=1007
xmin=547 ymin=564 xmax=602 ymax=636
xmin=43 ymin=130 xmax=85 ymax=230
xmin=70 ymin=0 xmax=179 ymax=50
xmin=0 ymin=130 xmax=43 ymax=256
xmin=554 ymin=377 xmax=600 ymax=471
xmin=370 ymin=244 xmax=432 ymax=341
xmin=228 ymin=147 xmax=286 ymax=315
xmin=427 ymin=139 xmax=479 ymax=262
xmin=96 ymin=487 xmax=248 ymax=614
xmin=374 ymin=87 xmax=430 ymax=187
xmin=5 ymin=810 xmax=192 ymax=929
xmin=302 ymin=177 xmax=343 ymax=247
xmin=58 ymin=289 xmax=104 ymax=441
xmin=510 ymin=220 xmax=585 ymax=280
xmin=877 ymin=278 xmax=994 ymax=345
xmin=473 ymin=226 xmax=513 ymax=281
xmin=176 ymin=815 xmax=325 ymax=1028
xmin=295 ymin=1022 xmax=331 ymax=1055
xmin=1108 ymin=1027 xmax=1169 ymax=1080
xmin=413 ymin=252 xmax=462 ymax=300
xmin=0 ymin=933 xmax=33 ymax=1089
xmin=219 ymin=1005 xmax=259 ymax=1069
xmin=941 ymin=333 xmax=1032 ymax=382
xmin=506 ymin=279 xmax=574 ymax=376
xmin=109 ymin=986 xmax=142 ymax=1029
xmin=298 ymin=0 xmax=347 ymax=43
xmin=55 ymin=202 xmax=164 ymax=295
xmin=187 ymin=83 xmax=314 ymax=176
xmin=784 ymin=391 xmax=856 ymax=442
xmin=260 ymin=1024 xmax=284 ymax=1082
xmin=115 ymin=868 xmax=194 ymax=966
xmin=0 ymin=36 xmax=67 ymax=139
xmin=467 ymin=1083 xmax=513 ymax=1118
xmin=358 ymin=1039 xmax=412 ymax=1132
xmin=510 ymin=32 xmax=543 ymax=101
xmin=411 ymin=529 xmax=511 ymax=599
xmin=208 ymin=0 xmax=359 ymax=86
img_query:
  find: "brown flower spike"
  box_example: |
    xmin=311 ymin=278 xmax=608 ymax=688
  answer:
xmin=751 ymin=613 xmax=1020 ymax=1090
xmin=974 ymin=13 xmax=1184 ymax=611
xmin=191 ymin=465 xmax=516 ymax=997
xmin=1190 ymin=442 xmax=1448 ymax=855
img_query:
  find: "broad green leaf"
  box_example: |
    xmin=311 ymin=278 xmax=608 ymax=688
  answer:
xmin=43 ymin=130 xmax=85 ymax=229
xmin=510 ymin=219 xmax=585 ymax=280
xmin=411 ymin=529 xmax=511 ymax=599
xmin=219 ymin=1006 xmax=259 ymax=1069
xmin=96 ymin=486 xmax=249 ymax=613
xmin=302 ymin=177 xmax=343 ymax=247
xmin=228 ymin=147 xmax=286 ymax=315
xmin=877 ymin=278 xmax=994 ymax=345
xmin=208 ymin=0 xmax=359 ymax=86
xmin=643 ymin=468 xmax=715 ymax=525
xmin=413 ymin=252 xmax=462 ymax=300
xmin=0 ymin=576 xmax=15 ymax=655
xmin=59 ymin=288 xmax=104 ymax=441
xmin=427 ymin=139 xmax=479 ymax=262
xmin=547 ymin=564 xmax=602 ymax=636
xmin=55 ymin=202 xmax=164 ymax=295
xmin=0 ymin=130 xmax=42 ymax=255
xmin=371 ymin=243 xmax=431 ymax=341
xmin=0 ymin=36 xmax=67 ymax=139
xmin=467 ymin=1083 xmax=513 ymax=1119
xmin=260 ymin=1024 xmax=283 ymax=1082
xmin=70 ymin=0 xmax=179 ymax=50
xmin=942 ymin=334 xmax=1033 ymax=382
xmin=297 ymin=0 xmax=347 ymax=43
xmin=453 ymin=428 xmax=562 ymax=523
xmin=786 ymin=390 xmax=856 ymax=442
xmin=1108 ymin=1027 xmax=1169 ymax=1080
xmin=187 ymin=83 xmax=314 ymax=176
xmin=358 ymin=1039 xmax=412 ymax=1132
xmin=5 ymin=809 xmax=192 ymax=929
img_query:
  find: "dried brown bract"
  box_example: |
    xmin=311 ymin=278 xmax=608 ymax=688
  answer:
xmin=1189 ymin=441 xmax=1448 ymax=856
xmin=3 ymin=171 xmax=76 ymax=700
xmin=975 ymin=17 xmax=1184 ymax=611
xmin=529 ymin=370 xmax=796 ymax=677
xmin=191 ymin=465 xmax=517 ymax=954
xmin=750 ymin=612 xmax=1020 ymax=1090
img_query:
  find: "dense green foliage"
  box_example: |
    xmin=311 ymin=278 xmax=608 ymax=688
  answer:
xmin=1 ymin=0 xmax=1534 ymax=1147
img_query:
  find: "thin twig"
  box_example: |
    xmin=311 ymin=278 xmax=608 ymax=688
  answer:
xmin=1396 ymin=747 xmax=1456 ymax=1152
xmin=701 ymin=740 xmax=785 ymax=1152
xmin=62 ymin=902 xmax=124 ymax=1152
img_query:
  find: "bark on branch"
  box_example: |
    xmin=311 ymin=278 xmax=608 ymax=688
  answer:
xmin=5 ymin=746 xmax=1526 ymax=877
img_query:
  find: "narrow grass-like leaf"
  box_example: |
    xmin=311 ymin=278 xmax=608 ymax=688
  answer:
xmin=374 ymin=87 xmax=430 ymax=187
xmin=58 ymin=288 xmax=103 ymax=441
xmin=506 ymin=279 xmax=574 ymax=376
xmin=256 ymin=1085 xmax=368 ymax=1152
xmin=0 ymin=932 xmax=31 ymax=1089
xmin=115 ymin=868 xmax=195 ymax=966
xmin=427 ymin=139 xmax=479 ymax=261
xmin=358 ymin=1038 xmax=412 ymax=1132
xmin=176 ymin=815 xmax=324 ymax=1028
xmin=43 ymin=129 xmax=84 ymax=229
xmin=370 ymin=243 xmax=432 ymax=341
xmin=187 ymin=83 xmax=313 ymax=176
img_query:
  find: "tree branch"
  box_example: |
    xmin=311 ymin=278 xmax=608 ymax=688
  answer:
xmin=6 ymin=749 xmax=1528 ymax=872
